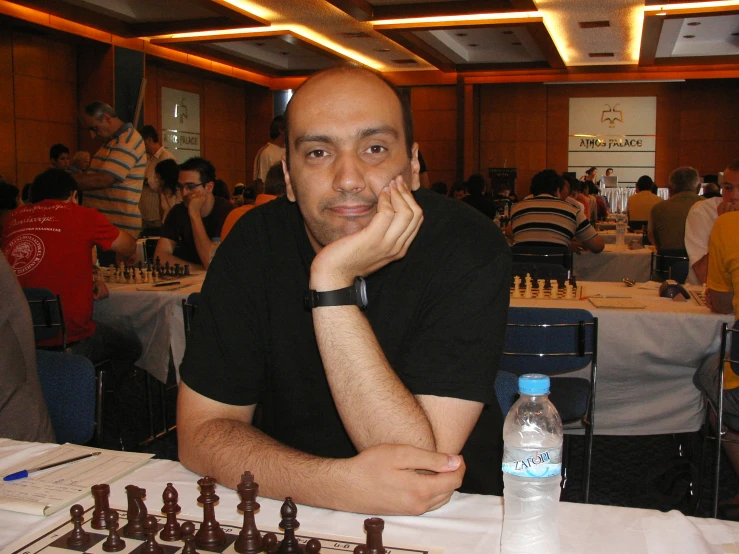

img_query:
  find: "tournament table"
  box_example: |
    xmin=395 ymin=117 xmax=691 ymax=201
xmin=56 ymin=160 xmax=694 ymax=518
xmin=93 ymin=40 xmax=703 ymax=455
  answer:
xmin=1 ymin=439 xmax=738 ymax=554
xmin=573 ymin=243 xmax=654 ymax=283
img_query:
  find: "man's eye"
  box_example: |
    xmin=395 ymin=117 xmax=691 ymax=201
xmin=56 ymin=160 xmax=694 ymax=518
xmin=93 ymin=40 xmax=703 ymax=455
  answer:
xmin=366 ymin=145 xmax=387 ymax=155
xmin=307 ymin=150 xmax=327 ymax=158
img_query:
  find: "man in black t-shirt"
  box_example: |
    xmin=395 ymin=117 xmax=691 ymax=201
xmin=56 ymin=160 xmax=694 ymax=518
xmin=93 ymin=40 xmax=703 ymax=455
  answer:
xmin=177 ymin=67 xmax=511 ymax=516
xmin=155 ymin=157 xmax=233 ymax=269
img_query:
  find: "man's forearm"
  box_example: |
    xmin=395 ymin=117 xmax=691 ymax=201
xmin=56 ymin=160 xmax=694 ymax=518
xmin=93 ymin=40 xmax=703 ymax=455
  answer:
xmin=154 ymin=248 xmax=204 ymax=271
xmin=313 ymin=306 xmax=435 ymax=452
xmin=189 ymin=212 xmax=214 ymax=269
xmin=74 ymin=171 xmax=115 ymax=191
xmin=693 ymin=255 xmax=709 ymax=284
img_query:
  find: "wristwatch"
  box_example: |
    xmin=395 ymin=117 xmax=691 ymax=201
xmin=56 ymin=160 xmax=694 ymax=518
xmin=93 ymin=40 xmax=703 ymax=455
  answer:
xmin=304 ymin=277 xmax=368 ymax=309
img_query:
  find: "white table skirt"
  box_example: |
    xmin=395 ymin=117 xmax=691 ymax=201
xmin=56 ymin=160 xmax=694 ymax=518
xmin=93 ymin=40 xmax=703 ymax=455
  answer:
xmin=511 ymin=281 xmax=733 ymax=435
xmin=2 ymin=440 xmax=739 ymax=554
xmin=604 ymin=188 xmax=669 ymax=213
xmin=574 ymin=244 xmax=653 ymax=283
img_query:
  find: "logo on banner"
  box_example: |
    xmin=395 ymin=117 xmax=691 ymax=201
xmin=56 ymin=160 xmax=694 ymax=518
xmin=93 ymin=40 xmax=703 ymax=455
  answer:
xmin=6 ymin=234 xmax=45 ymax=275
xmin=601 ymin=104 xmax=624 ymax=128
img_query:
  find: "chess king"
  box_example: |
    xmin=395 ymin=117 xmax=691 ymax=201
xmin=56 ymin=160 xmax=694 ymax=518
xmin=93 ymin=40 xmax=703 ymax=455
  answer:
xmin=177 ymin=65 xmax=511 ymax=515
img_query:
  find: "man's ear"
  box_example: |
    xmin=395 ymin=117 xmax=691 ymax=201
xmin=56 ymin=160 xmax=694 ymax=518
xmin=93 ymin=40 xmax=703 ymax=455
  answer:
xmin=69 ymin=190 xmax=78 ymax=204
xmin=282 ymin=158 xmax=297 ymax=203
xmin=409 ymin=143 xmax=421 ymax=191
xmin=205 ymin=181 xmax=214 ymax=193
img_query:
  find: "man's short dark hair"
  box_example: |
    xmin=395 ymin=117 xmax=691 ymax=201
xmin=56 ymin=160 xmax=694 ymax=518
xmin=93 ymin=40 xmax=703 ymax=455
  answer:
xmin=49 ymin=143 xmax=69 ymax=161
xmin=155 ymin=158 xmax=179 ymax=195
xmin=284 ymin=65 xmax=414 ymax=168
xmin=31 ymin=169 xmax=78 ymax=201
xmin=179 ymin=157 xmax=216 ymax=185
xmin=726 ymin=161 xmax=739 ymax=173
xmin=269 ymin=116 xmax=285 ymax=140
xmin=264 ymin=163 xmax=286 ymax=196
xmin=531 ymin=169 xmax=564 ymax=196
xmin=139 ymin=125 xmax=158 ymax=143
xmin=635 ymin=175 xmax=654 ymax=191
xmin=84 ymin=101 xmax=117 ymax=120
xmin=669 ymin=167 xmax=699 ymax=193
xmin=466 ymin=174 xmax=485 ymax=195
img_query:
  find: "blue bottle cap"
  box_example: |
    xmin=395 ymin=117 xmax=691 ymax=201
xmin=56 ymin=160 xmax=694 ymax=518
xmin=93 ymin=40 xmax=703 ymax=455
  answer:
xmin=519 ymin=374 xmax=550 ymax=395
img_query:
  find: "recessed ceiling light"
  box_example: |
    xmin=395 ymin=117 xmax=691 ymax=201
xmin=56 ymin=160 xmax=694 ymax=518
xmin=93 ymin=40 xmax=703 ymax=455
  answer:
xmin=687 ymin=21 xmax=701 ymax=26
xmin=579 ymin=21 xmax=610 ymax=29
xmin=339 ymin=32 xmax=370 ymax=39
xmin=391 ymin=59 xmax=418 ymax=64
xmin=280 ymin=51 xmax=289 ymax=56
xmin=683 ymin=35 xmax=695 ymax=38
xmin=456 ymin=33 xmax=468 ymax=37
xmin=589 ymin=52 xmax=615 ymax=57
xmin=373 ymin=48 xmax=390 ymax=52
xmin=469 ymin=43 xmax=478 ymax=47
xmin=502 ymin=31 xmax=514 ymax=35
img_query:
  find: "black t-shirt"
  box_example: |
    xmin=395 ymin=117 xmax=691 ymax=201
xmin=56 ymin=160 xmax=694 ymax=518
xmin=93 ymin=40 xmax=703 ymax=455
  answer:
xmin=180 ymin=189 xmax=511 ymax=495
xmin=462 ymin=193 xmax=498 ymax=220
xmin=159 ymin=197 xmax=233 ymax=265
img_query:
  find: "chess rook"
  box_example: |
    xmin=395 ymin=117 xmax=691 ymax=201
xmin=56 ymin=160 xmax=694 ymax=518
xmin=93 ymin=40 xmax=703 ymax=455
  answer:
xmin=91 ymin=483 xmax=111 ymax=530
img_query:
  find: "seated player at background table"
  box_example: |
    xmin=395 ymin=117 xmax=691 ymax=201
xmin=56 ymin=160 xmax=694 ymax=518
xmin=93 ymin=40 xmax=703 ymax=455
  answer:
xmin=177 ymin=66 xmax=511 ymax=516
xmin=1 ymin=169 xmax=141 ymax=368
xmin=684 ymin=161 xmax=739 ymax=284
xmin=156 ymin=158 xmax=181 ymax=224
xmin=508 ymin=169 xmax=604 ymax=254
xmin=154 ymin=157 xmax=233 ymax=270
xmin=627 ymin=175 xmax=661 ymax=230
xmin=221 ymin=163 xmax=285 ymax=241
xmin=460 ymin=173 xmax=497 ymax=220
xmin=648 ymin=167 xmax=703 ymax=250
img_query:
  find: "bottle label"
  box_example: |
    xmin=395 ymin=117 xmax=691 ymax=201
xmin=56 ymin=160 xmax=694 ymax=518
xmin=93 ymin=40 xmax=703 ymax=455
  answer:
xmin=502 ymin=450 xmax=561 ymax=478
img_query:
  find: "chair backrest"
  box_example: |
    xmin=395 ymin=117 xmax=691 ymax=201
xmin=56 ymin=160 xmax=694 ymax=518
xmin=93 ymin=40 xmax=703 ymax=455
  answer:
xmin=628 ymin=220 xmax=647 ymax=232
xmin=511 ymin=262 xmax=569 ymax=284
xmin=651 ymin=248 xmax=689 ymax=283
xmin=722 ymin=321 xmax=739 ymax=377
xmin=35 ymin=350 xmax=96 ymax=445
xmin=182 ymin=292 xmax=201 ymax=339
xmin=23 ymin=288 xmax=66 ymax=349
xmin=510 ymin=243 xmax=573 ymax=274
xmin=501 ymin=307 xmax=597 ymax=375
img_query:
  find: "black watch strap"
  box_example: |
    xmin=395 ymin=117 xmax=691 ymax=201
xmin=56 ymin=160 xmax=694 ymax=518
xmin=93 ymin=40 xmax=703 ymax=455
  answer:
xmin=304 ymin=277 xmax=368 ymax=309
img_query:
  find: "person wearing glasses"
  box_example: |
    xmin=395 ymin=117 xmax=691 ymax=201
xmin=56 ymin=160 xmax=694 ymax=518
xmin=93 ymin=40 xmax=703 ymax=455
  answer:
xmin=72 ymin=102 xmax=147 ymax=241
xmin=153 ymin=157 xmax=233 ymax=270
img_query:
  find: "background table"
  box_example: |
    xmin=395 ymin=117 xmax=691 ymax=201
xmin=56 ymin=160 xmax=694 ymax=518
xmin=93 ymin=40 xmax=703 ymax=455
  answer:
xmin=2 ymin=439 xmax=739 ymax=554
xmin=511 ymin=281 xmax=732 ymax=435
xmin=574 ymin=244 xmax=653 ymax=282
xmin=596 ymin=230 xmax=643 ymax=245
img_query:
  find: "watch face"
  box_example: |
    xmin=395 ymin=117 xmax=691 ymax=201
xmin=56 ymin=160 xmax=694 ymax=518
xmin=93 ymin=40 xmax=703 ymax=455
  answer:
xmin=355 ymin=277 xmax=368 ymax=308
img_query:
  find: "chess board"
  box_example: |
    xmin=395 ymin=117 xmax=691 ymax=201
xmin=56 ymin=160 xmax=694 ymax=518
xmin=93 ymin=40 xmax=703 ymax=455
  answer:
xmin=1 ymin=506 xmax=443 ymax=554
xmin=510 ymin=284 xmax=582 ymax=301
xmin=690 ymin=290 xmax=707 ymax=307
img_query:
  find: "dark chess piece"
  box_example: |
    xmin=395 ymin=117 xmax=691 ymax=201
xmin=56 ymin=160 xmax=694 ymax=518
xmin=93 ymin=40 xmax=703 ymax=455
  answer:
xmin=195 ymin=477 xmax=226 ymax=547
xmin=184 ymin=265 xmax=190 ymax=276
xmin=138 ymin=260 xmax=143 ymax=270
xmin=174 ymin=264 xmax=181 ymax=276
xmin=67 ymin=504 xmax=91 ymax=547
xmin=91 ymin=483 xmax=111 ymax=530
xmin=261 ymin=533 xmax=278 ymax=553
xmin=305 ymin=539 xmax=322 ymax=553
xmin=181 ymin=522 xmax=199 ymax=554
xmin=102 ymin=510 xmax=126 ymax=552
xmin=160 ymin=483 xmax=181 ymax=541
xmin=122 ymin=484 xmax=148 ymax=539
xmin=352 ymin=518 xmax=385 ymax=554
xmin=276 ymin=498 xmax=302 ymax=554
xmin=142 ymin=515 xmax=164 ymax=554
xmin=234 ymin=472 xmax=262 ymax=554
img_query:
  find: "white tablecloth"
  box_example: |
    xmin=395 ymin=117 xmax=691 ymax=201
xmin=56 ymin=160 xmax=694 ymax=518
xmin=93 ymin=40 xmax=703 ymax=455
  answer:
xmin=2 ymin=440 xmax=739 ymax=554
xmin=604 ymin=188 xmax=669 ymax=213
xmin=597 ymin=230 xmax=643 ymax=245
xmin=574 ymin=244 xmax=653 ymax=282
xmin=511 ymin=281 xmax=733 ymax=435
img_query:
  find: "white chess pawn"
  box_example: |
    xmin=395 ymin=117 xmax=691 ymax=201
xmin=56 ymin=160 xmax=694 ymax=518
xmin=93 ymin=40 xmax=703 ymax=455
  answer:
xmin=524 ymin=284 xmax=533 ymax=299
xmin=512 ymin=275 xmax=522 ymax=298
xmin=537 ymin=279 xmax=546 ymax=298
xmin=564 ymin=283 xmax=573 ymax=299
xmin=145 ymin=269 xmax=151 ymax=283
xmin=134 ymin=270 xmax=141 ymax=284
xmin=525 ymin=273 xmax=532 ymax=288
xmin=550 ymin=280 xmax=559 ymax=298
xmin=152 ymin=270 xmax=159 ymax=283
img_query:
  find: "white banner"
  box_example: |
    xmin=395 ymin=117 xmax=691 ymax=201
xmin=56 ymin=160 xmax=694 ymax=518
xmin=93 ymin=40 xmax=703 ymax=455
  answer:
xmin=161 ymin=87 xmax=201 ymax=164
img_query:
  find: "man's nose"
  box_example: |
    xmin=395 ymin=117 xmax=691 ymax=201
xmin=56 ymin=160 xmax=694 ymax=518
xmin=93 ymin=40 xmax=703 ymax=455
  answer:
xmin=333 ymin=154 xmax=365 ymax=194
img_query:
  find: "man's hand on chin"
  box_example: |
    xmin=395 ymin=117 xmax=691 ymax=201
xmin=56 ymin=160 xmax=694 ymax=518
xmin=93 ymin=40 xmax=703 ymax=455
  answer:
xmin=310 ymin=175 xmax=424 ymax=290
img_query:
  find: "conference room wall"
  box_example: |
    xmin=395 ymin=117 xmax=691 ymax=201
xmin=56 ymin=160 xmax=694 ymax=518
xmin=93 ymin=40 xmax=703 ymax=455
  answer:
xmin=410 ymin=86 xmax=458 ymax=187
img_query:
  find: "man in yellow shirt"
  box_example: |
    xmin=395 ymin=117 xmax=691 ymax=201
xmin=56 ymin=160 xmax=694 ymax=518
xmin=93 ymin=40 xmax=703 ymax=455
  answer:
xmin=626 ymin=175 xmax=661 ymax=230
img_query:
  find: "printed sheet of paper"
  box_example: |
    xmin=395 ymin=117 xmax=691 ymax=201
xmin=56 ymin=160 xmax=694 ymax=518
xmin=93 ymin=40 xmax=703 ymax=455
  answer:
xmin=0 ymin=444 xmax=152 ymax=516
xmin=588 ymin=297 xmax=646 ymax=309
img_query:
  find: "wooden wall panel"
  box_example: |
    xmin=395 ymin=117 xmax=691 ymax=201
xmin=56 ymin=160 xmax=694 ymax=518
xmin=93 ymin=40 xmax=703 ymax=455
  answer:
xmin=203 ymin=78 xmax=246 ymax=189
xmin=244 ymin=82 xmax=273 ymax=183
xmin=411 ymin=86 xmax=457 ymax=187
xmin=0 ymin=28 xmax=16 ymax=184
xmin=78 ymin=42 xmax=113 ymax=157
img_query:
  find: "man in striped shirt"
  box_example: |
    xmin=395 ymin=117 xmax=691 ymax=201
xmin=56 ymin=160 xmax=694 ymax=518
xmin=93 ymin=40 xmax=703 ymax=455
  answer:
xmin=509 ymin=169 xmax=604 ymax=253
xmin=73 ymin=102 xmax=147 ymax=239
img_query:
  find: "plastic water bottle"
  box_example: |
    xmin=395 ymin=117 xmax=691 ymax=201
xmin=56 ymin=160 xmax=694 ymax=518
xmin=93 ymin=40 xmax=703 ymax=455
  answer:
xmin=501 ymin=374 xmax=563 ymax=554
xmin=615 ymin=220 xmax=627 ymax=247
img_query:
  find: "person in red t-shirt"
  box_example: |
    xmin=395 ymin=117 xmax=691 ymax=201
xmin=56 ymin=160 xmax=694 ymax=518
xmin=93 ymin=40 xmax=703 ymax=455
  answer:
xmin=1 ymin=169 xmax=141 ymax=367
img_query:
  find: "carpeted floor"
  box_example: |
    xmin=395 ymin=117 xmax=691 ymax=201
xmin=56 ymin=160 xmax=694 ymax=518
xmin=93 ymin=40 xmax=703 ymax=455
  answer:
xmin=103 ymin=369 xmax=739 ymax=520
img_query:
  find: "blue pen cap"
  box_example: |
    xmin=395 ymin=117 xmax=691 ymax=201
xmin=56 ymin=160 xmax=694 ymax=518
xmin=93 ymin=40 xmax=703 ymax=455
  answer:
xmin=519 ymin=374 xmax=550 ymax=395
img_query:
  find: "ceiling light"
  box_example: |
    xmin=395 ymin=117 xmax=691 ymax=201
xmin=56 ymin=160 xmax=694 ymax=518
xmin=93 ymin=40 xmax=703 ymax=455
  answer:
xmin=589 ymin=52 xmax=615 ymax=57
xmin=687 ymin=21 xmax=701 ymax=25
xmin=578 ymin=21 xmax=610 ymax=29
xmin=644 ymin=1 xmax=739 ymax=12
xmin=469 ymin=43 xmax=478 ymax=47
xmin=217 ymin=0 xmax=276 ymax=20
xmin=456 ymin=33 xmax=468 ymax=37
xmin=371 ymin=11 xmax=539 ymax=27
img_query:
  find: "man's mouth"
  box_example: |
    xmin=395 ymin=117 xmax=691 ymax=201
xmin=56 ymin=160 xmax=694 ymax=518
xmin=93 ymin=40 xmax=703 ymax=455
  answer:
xmin=328 ymin=204 xmax=375 ymax=217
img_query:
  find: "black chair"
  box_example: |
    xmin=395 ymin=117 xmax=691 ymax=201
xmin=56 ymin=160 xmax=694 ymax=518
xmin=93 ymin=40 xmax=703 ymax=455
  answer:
xmin=510 ymin=244 xmax=573 ymax=275
xmin=628 ymin=220 xmax=647 ymax=232
xmin=499 ymin=307 xmax=598 ymax=503
xmin=651 ymin=248 xmax=690 ymax=283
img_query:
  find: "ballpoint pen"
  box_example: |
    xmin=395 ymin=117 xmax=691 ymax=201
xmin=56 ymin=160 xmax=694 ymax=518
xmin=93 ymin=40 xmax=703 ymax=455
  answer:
xmin=153 ymin=281 xmax=181 ymax=287
xmin=3 ymin=452 xmax=101 ymax=481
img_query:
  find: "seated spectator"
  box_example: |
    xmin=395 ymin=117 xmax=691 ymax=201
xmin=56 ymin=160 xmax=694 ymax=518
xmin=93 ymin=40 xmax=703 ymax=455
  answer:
xmin=572 ymin=179 xmax=592 ymax=221
xmin=461 ymin=174 xmax=496 ymax=219
xmin=49 ymin=143 xmax=70 ymax=171
xmin=509 ymin=169 xmax=604 ymax=253
xmin=627 ymin=175 xmax=662 ymax=229
xmin=649 ymin=167 xmax=703 ymax=250
xmin=561 ymin=173 xmax=585 ymax=213
xmin=685 ymin=161 xmax=739 ymax=284
xmin=157 ymin=158 xmax=181 ymax=224
xmin=431 ymin=181 xmax=448 ymax=196
xmin=508 ymin=192 xmax=518 ymax=203
xmin=243 ymin=186 xmax=257 ymax=205
xmin=0 ymin=253 xmax=55 ymax=442
xmin=450 ymin=182 xmax=467 ymax=200
xmin=213 ymin=179 xmax=231 ymax=201
xmin=0 ymin=179 xmax=19 ymax=236
xmin=221 ymin=163 xmax=285 ymax=241
xmin=703 ymin=183 xmax=721 ymax=199
xmin=68 ymin=151 xmax=91 ymax=174
xmin=154 ymin=157 xmax=233 ymax=269
xmin=1 ymin=169 xmax=141 ymax=369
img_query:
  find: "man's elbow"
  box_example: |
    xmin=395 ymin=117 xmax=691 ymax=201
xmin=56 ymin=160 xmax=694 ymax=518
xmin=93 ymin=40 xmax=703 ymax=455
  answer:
xmin=586 ymin=238 xmax=605 ymax=253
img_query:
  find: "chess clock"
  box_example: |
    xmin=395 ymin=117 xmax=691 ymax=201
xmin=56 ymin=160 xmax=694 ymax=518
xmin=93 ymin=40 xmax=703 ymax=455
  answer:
xmin=304 ymin=277 xmax=368 ymax=309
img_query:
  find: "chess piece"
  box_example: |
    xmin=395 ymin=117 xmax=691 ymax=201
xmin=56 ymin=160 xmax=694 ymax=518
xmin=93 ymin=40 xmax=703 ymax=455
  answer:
xmin=122 ymin=484 xmax=148 ymax=539
xmin=67 ymin=504 xmax=91 ymax=547
xmin=524 ymin=273 xmax=532 ymax=289
xmin=524 ymin=283 xmax=533 ymax=299
xmin=91 ymin=483 xmax=111 ymax=530
xmin=195 ymin=477 xmax=226 ymax=547
xmin=261 ymin=533 xmax=278 ymax=553
xmin=142 ymin=515 xmax=164 ymax=554
xmin=305 ymin=539 xmax=322 ymax=553
xmin=102 ymin=510 xmax=126 ymax=552
xmin=550 ymin=280 xmax=559 ymax=299
xmin=160 ymin=483 xmax=181 ymax=541
xmin=184 ymin=265 xmax=190 ymax=276
xmin=512 ymin=275 xmax=521 ymax=298
xmin=234 ymin=472 xmax=262 ymax=554
xmin=564 ymin=283 xmax=573 ymax=300
xmin=181 ymin=522 xmax=199 ymax=554
xmin=537 ymin=279 xmax=545 ymax=298
xmin=276 ymin=498 xmax=302 ymax=554
xmin=353 ymin=518 xmax=386 ymax=554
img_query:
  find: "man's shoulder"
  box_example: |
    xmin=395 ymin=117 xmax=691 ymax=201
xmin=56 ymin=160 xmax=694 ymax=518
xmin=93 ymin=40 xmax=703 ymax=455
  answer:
xmin=688 ymin=196 xmax=720 ymax=217
xmin=714 ymin=210 xmax=739 ymax=232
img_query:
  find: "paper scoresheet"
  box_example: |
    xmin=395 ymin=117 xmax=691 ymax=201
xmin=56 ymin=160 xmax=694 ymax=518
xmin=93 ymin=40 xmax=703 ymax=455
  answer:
xmin=0 ymin=444 xmax=152 ymax=516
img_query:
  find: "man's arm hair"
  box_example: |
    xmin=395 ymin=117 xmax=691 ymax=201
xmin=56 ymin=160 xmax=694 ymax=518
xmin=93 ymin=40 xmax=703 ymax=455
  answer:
xmin=110 ymin=229 xmax=136 ymax=256
xmin=153 ymin=237 xmax=204 ymax=271
xmin=73 ymin=171 xmax=117 ymax=191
